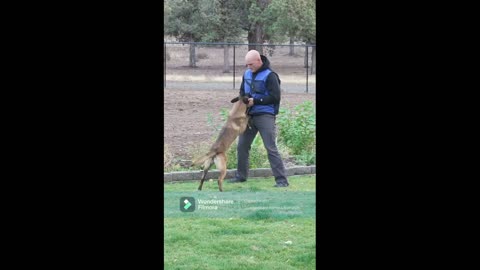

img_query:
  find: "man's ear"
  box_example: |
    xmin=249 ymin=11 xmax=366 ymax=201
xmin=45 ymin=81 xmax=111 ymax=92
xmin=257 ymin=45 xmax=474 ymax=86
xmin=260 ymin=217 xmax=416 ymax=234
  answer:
xmin=230 ymin=96 xmax=240 ymax=103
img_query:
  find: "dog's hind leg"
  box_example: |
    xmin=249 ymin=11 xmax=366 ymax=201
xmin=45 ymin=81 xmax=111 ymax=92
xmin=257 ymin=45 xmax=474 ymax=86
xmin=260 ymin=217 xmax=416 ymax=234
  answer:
xmin=198 ymin=157 xmax=214 ymax=191
xmin=214 ymin=153 xmax=227 ymax=192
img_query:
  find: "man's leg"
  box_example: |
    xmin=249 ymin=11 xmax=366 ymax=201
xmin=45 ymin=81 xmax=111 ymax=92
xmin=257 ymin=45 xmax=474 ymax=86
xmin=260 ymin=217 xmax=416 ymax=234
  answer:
xmin=233 ymin=123 xmax=257 ymax=182
xmin=255 ymin=115 xmax=289 ymax=186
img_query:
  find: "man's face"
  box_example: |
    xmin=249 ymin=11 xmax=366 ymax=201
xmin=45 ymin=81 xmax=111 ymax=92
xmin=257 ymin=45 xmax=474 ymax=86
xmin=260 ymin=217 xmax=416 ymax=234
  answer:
xmin=246 ymin=57 xmax=262 ymax=73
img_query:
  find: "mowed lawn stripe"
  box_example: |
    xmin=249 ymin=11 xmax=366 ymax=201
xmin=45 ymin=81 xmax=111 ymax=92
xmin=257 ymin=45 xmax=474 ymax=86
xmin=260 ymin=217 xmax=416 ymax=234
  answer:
xmin=164 ymin=175 xmax=316 ymax=270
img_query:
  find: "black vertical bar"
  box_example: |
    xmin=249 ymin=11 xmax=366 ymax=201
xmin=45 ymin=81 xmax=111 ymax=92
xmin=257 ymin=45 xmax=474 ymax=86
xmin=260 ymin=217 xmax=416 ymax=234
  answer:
xmin=233 ymin=45 xmax=236 ymax=89
xmin=310 ymin=45 xmax=315 ymax=75
xmin=164 ymin=42 xmax=166 ymax=89
xmin=306 ymin=45 xmax=308 ymax=93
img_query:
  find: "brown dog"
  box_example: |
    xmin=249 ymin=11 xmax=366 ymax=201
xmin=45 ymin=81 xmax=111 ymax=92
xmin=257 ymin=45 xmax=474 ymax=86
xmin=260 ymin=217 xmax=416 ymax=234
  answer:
xmin=191 ymin=95 xmax=250 ymax=192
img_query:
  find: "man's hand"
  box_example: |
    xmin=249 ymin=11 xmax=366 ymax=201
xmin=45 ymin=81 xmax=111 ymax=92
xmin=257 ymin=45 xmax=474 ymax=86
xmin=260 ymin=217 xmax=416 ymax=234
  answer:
xmin=247 ymin=98 xmax=254 ymax=107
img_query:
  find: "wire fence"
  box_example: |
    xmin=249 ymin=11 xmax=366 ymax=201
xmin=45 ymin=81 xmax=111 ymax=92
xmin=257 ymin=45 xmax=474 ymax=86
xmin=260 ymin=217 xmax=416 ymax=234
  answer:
xmin=164 ymin=42 xmax=316 ymax=93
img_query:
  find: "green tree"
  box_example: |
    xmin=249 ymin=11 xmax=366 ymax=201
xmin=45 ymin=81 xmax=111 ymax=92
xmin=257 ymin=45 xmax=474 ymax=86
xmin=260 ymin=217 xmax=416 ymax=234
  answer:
xmin=243 ymin=0 xmax=316 ymax=57
xmin=164 ymin=0 xmax=209 ymax=67
xmin=266 ymin=0 xmax=316 ymax=68
xmin=246 ymin=0 xmax=273 ymax=52
xmin=301 ymin=0 xmax=316 ymax=72
xmin=164 ymin=0 xmax=315 ymax=69
xmin=164 ymin=1 xmax=171 ymax=33
xmin=202 ymin=0 xmax=245 ymax=73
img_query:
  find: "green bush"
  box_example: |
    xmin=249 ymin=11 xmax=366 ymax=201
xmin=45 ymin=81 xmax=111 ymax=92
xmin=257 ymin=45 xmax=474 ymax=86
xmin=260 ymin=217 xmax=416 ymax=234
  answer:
xmin=225 ymin=140 xmax=238 ymax=169
xmin=225 ymin=136 xmax=291 ymax=169
xmin=247 ymin=136 xmax=269 ymax=169
xmin=277 ymin=101 xmax=316 ymax=165
xmin=294 ymin=151 xmax=316 ymax=166
xmin=185 ymin=101 xmax=316 ymax=173
xmin=207 ymin=108 xmax=229 ymax=132
xmin=164 ymin=144 xmax=185 ymax=172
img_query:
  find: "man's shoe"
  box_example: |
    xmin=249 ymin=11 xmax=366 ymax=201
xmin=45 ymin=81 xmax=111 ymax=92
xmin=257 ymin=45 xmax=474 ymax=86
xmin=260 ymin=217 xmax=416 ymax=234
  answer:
xmin=273 ymin=182 xmax=289 ymax=187
xmin=228 ymin=178 xmax=246 ymax=183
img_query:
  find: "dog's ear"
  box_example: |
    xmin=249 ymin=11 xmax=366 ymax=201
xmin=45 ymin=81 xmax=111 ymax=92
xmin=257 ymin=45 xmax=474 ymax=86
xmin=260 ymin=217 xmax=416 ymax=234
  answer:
xmin=230 ymin=96 xmax=240 ymax=103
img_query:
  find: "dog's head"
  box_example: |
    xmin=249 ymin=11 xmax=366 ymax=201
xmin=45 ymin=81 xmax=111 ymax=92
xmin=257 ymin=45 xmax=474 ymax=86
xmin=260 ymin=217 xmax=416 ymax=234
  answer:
xmin=230 ymin=95 xmax=249 ymax=104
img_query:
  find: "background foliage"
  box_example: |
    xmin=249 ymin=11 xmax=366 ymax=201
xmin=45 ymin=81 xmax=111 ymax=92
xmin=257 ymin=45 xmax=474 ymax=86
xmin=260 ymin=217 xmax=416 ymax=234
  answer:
xmin=164 ymin=0 xmax=316 ymax=64
xmin=277 ymin=101 xmax=316 ymax=165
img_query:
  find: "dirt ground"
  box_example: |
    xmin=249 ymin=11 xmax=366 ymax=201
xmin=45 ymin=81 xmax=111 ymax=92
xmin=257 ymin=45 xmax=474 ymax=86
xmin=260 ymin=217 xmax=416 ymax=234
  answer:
xmin=164 ymin=89 xmax=316 ymax=162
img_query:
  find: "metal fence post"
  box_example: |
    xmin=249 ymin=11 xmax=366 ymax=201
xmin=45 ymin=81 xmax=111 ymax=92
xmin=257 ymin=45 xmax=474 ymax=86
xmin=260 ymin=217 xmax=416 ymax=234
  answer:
xmin=305 ymin=45 xmax=308 ymax=93
xmin=233 ymin=45 xmax=236 ymax=89
xmin=164 ymin=42 xmax=166 ymax=89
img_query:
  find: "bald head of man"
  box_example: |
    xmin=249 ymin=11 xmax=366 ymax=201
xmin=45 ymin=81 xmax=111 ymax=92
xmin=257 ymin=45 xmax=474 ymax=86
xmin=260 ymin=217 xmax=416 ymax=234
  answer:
xmin=245 ymin=50 xmax=263 ymax=73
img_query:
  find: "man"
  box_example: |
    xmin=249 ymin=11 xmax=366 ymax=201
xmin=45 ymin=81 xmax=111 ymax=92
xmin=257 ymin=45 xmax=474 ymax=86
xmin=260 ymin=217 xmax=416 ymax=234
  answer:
xmin=229 ymin=50 xmax=289 ymax=187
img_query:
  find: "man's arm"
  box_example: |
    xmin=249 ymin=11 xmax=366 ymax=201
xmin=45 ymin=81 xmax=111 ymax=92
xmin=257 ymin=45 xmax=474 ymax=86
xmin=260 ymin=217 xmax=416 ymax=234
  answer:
xmin=253 ymin=72 xmax=281 ymax=105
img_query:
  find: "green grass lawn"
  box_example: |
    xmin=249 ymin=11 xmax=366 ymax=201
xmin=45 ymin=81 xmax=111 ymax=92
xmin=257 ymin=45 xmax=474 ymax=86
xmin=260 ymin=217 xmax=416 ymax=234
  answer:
xmin=164 ymin=175 xmax=316 ymax=270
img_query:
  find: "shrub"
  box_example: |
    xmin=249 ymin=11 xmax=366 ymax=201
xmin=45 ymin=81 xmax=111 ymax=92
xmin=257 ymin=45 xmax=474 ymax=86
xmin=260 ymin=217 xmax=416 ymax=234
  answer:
xmin=247 ymin=136 xmax=272 ymax=169
xmin=207 ymin=108 xmax=229 ymax=132
xmin=187 ymin=139 xmax=213 ymax=170
xmin=225 ymin=136 xmax=270 ymax=169
xmin=277 ymin=101 xmax=316 ymax=165
xmin=164 ymin=144 xmax=173 ymax=168
xmin=294 ymin=151 xmax=316 ymax=166
xmin=164 ymin=144 xmax=183 ymax=172
xmin=225 ymin=136 xmax=291 ymax=169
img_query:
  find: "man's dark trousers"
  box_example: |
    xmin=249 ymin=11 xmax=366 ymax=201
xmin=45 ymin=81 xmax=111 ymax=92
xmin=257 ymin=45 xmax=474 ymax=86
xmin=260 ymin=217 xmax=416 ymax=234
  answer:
xmin=235 ymin=114 xmax=289 ymax=184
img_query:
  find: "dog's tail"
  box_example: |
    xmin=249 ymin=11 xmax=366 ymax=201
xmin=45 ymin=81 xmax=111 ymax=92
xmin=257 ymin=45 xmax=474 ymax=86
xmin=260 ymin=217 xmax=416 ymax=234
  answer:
xmin=191 ymin=151 xmax=216 ymax=167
